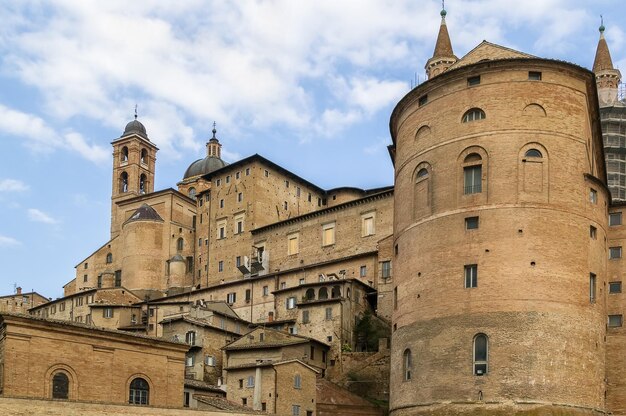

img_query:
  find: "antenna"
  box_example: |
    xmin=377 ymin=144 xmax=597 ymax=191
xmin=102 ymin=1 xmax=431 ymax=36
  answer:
xmin=134 ymin=104 xmax=138 ymax=120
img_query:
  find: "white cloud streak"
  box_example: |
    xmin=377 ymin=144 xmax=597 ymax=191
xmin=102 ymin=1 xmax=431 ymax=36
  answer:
xmin=0 ymin=235 xmax=21 ymax=247
xmin=0 ymin=179 xmax=29 ymax=192
xmin=28 ymin=208 xmax=59 ymax=224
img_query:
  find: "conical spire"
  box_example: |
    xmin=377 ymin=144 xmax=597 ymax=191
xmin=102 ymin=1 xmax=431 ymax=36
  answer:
xmin=425 ymin=5 xmax=458 ymax=79
xmin=593 ymin=19 xmax=615 ymax=73
xmin=593 ymin=17 xmax=621 ymax=105
xmin=433 ymin=8 xmax=454 ymax=59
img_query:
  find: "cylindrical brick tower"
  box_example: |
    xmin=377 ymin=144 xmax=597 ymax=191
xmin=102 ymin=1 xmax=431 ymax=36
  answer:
xmin=389 ymin=18 xmax=608 ymax=415
xmin=120 ymin=204 xmax=166 ymax=291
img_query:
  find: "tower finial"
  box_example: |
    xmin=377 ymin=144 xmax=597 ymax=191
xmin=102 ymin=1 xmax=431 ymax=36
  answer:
xmin=134 ymin=104 xmax=138 ymax=120
xmin=441 ymin=0 xmax=447 ymax=18
xmin=599 ymin=15 xmax=605 ymax=33
xmin=212 ymin=121 xmax=217 ymax=139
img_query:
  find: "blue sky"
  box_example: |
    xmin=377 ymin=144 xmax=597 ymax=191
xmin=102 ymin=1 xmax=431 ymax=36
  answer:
xmin=1 ymin=0 xmax=625 ymax=299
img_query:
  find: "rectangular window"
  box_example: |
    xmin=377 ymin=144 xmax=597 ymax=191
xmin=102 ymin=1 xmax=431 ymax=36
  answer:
xmin=610 ymin=281 xmax=622 ymax=294
xmin=610 ymin=212 xmax=623 ymax=226
xmin=219 ymin=199 xmax=224 ymax=208
xmin=299 ymin=278 xmax=305 ymax=285
xmin=239 ymin=379 xmax=244 ymax=389
xmin=464 ymin=165 xmax=482 ymax=194
xmin=590 ymin=273 xmax=596 ymax=304
xmin=288 ymin=233 xmax=299 ymax=255
xmin=236 ymin=171 xmax=240 ymax=179
xmin=393 ymin=287 xmax=398 ymax=310
xmin=609 ymin=314 xmax=623 ymax=327
xmin=198 ymin=238 xmax=202 ymax=247
xmin=292 ymin=405 xmax=301 ymax=416
xmin=281 ymin=282 xmax=287 ymax=289
xmin=185 ymin=331 xmax=196 ymax=345
xmin=185 ymin=354 xmax=194 ymax=367
xmin=322 ymin=222 xmax=336 ymax=246
xmin=246 ymin=168 xmax=250 ymax=176
xmin=238 ymin=192 xmax=243 ymax=202
xmin=297 ymin=187 xmax=301 ymax=197
xmin=226 ymin=175 xmax=230 ymax=183
xmin=302 ymin=310 xmax=310 ymax=323
xmin=245 ymin=289 xmax=251 ymax=302
xmin=184 ymin=392 xmax=190 ymax=407
xmin=217 ymin=220 xmax=227 ymax=239
xmin=236 ymin=256 xmax=242 ymax=267
xmin=325 ymin=307 xmax=332 ymax=320
xmin=590 ymin=226 xmax=597 ymax=239
xmin=242 ymin=398 xmax=247 ymax=406
xmin=263 ymin=285 xmax=269 ymax=296
xmin=360 ymin=265 xmax=367 ymax=277
xmin=286 ymin=297 xmax=297 ymax=309
xmin=381 ymin=261 xmax=391 ymax=279
xmin=216 ymin=179 xmax=221 ymax=186
xmin=97 ymin=276 xmax=102 ymax=288
xmin=465 ymin=216 xmax=479 ymax=230
xmin=590 ymin=188 xmax=598 ymax=204
xmin=205 ymin=355 xmax=216 ymax=366
xmin=467 ymin=75 xmax=481 ymax=86
xmin=84 ymin=263 xmax=88 ymax=269
xmin=227 ymin=292 xmax=236 ymax=304
xmin=361 ymin=212 xmax=375 ymax=236
xmin=219 ymin=260 xmax=224 ymax=272
xmin=285 ymin=180 xmax=290 ymax=188
xmin=103 ymin=308 xmax=113 ymax=318
xmin=610 ymin=246 xmax=622 ymax=259
xmin=464 ymin=264 xmax=478 ymax=288
xmin=83 ymin=274 xmax=88 ymax=282
xmin=264 ymin=169 xmax=269 ymax=177
xmin=418 ymin=94 xmax=428 ymax=106
xmin=114 ymin=270 xmax=122 ymax=287
xmin=528 ymin=71 xmax=542 ymax=81
xmin=59 ymin=302 xmax=65 ymax=312
xmin=247 ymin=376 xmax=255 ymax=387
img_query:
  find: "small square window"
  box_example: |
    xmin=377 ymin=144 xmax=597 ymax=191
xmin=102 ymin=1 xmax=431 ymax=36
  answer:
xmin=609 ymin=282 xmax=622 ymax=294
xmin=465 ymin=216 xmax=479 ymax=230
xmin=610 ymin=212 xmax=622 ymax=226
xmin=609 ymin=314 xmax=623 ymax=327
xmin=467 ymin=75 xmax=481 ymax=86
xmin=528 ymin=71 xmax=542 ymax=81
xmin=418 ymin=95 xmax=428 ymax=106
xmin=610 ymin=246 xmax=622 ymax=259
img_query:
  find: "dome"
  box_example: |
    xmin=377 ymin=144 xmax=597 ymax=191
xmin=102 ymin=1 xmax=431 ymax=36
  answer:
xmin=122 ymin=119 xmax=149 ymax=140
xmin=170 ymin=254 xmax=185 ymax=262
xmin=183 ymin=156 xmax=227 ymax=179
xmin=123 ymin=203 xmax=163 ymax=225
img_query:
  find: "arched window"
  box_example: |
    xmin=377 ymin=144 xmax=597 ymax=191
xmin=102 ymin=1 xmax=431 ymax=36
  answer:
xmin=177 ymin=238 xmax=184 ymax=252
xmin=294 ymin=374 xmax=302 ymax=389
xmin=403 ymin=349 xmax=412 ymax=381
xmin=463 ymin=154 xmax=482 ymax=194
xmin=140 ymin=148 xmax=147 ymax=164
xmin=52 ymin=372 xmax=69 ymax=399
xmin=318 ymin=287 xmax=328 ymax=300
xmin=416 ymin=168 xmax=429 ymax=179
xmin=524 ymin=149 xmax=542 ymax=158
xmin=120 ymin=172 xmax=129 ymax=193
xmin=129 ymin=377 xmax=149 ymax=405
xmin=331 ymin=285 xmax=341 ymax=298
xmin=139 ymin=174 xmax=147 ymax=194
xmin=305 ymin=288 xmax=315 ymax=301
xmin=121 ymin=146 xmax=129 ymax=162
xmin=462 ymin=108 xmax=486 ymax=123
xmin=473 ymin=334 xmax=488 ymax=376
xmin=346 ymin=287 xmax=351 ymax=298
xmin=188 ymin=187 xmax=196 ymax=199
xmin=106 ymin=253 xmax=113 ymax=264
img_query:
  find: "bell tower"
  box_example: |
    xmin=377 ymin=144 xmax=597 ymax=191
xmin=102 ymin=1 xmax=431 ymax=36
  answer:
xmin=110 ymin=114 xmax=158 ymax=238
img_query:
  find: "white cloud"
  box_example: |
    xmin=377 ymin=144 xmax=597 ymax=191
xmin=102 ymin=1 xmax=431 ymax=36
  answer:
xmin=28 ymin=208 xmax=59 ymax=224
xmin=0 ymin=179 xmax=29 ymax=192
xmin=0 ymin=104 xmax=109 ymax=163
xmin=0 ymin=235 xmax=21 ymax=247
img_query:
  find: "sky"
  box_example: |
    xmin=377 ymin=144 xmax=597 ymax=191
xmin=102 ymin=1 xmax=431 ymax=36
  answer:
xmin=1 ymin=0 xmax=625 ymax=299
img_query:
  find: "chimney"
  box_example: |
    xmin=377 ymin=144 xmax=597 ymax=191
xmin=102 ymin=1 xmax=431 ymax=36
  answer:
xmin=16 ymin=287 xmax=22 ymax=295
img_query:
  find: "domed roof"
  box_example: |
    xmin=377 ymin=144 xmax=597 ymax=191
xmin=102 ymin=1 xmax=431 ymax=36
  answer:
xmin=122 ymin=118 xmax=149 ymax=140
xmin=170 ymin=254 xmax=185 ymax=262
xmin=123 ymin=203 xmax=163 ymax=225
xmin=183 ymin=156 xmax=227 ymax=179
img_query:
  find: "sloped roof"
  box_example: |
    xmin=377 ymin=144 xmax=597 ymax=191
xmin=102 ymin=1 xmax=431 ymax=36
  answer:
xmin=123 ymin=203 xmax=164 ymax=225
xmin=223 ymin=326 xmax=329 ymax=351
xmin=446 ymin=40 xmax=535 ymax=71
xmin=432 ymin=14 xmax=455 ymax=59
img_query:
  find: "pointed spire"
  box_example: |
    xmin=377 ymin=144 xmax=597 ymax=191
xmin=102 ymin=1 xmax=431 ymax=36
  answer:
xmin=593 ymin=17 xmax=622 ymax=106
xmin=593 ymin=16 xmax=615 ymax=73
xmin=425 ymin=4 xmax=458 ymax=79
